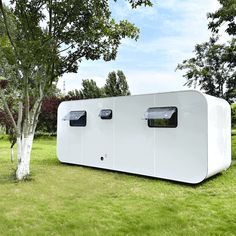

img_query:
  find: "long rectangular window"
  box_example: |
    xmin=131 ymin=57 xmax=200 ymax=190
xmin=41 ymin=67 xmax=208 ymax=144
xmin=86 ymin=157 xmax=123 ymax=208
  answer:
xmin=145 ymin=107 xmax=178 ymax=128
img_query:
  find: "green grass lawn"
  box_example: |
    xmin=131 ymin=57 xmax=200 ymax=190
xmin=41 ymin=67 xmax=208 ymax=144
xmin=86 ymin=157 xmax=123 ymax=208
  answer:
xmin=0 ymin=135 xmax=235 ymax=236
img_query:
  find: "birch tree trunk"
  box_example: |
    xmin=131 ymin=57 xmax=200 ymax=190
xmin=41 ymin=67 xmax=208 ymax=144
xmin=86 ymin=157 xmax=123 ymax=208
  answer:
xmin=0 ymin=93 xmax=42 ymax=180
xmin=0 ymin=92 xmax=42 ymax=180
xmin=15 ymin=98 xmax=42 ymax=180
xmin=16 ymin=134 xmax=34 ymax=180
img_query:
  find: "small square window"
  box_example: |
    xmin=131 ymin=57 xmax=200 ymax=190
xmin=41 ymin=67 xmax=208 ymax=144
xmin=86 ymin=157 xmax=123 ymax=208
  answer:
xmin=69 ymin=111 xmax=86 ymax=127
xmin=145 ymin=107 xmax=178 ymax=128
xmin=99 ymin=109 xmax=112 ymax=119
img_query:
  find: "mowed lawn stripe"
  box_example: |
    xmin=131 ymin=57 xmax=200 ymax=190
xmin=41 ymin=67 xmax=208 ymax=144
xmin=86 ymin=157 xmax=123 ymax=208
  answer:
xmin=0 ymin=135 xmax=235 ymax=236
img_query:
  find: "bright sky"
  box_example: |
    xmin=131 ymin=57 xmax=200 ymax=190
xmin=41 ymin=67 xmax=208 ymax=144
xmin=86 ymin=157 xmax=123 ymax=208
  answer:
xmin=61 ymin=1 xmax=223 ymax=94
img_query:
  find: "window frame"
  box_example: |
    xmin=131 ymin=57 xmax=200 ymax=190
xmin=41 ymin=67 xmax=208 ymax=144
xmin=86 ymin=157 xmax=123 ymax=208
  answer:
xmin=99 ymin=109 xmax=113 ymax=120
xmin=147 ymin=106 xmax=178 ymax=128
xmin=69 ymin=110 xmax=87 ymax=127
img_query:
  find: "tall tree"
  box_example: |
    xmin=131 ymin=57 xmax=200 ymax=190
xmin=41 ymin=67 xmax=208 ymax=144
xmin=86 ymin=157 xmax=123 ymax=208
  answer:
xmin=0 ymin=0 xmax=152 ymax=180
xmin=67 ymin=89 xmax=81 ymax=100
xmin=208 ymin=0 xmax=236 ymax=36
xmin=104 ymin=70 xmax=131 ymax=97
xmin=176 ymin=37 xmax=236 ymax=102
xmin=177 ymin=0 xmax=236 ymax=103
xmin=79 ymin=79 xmax=102 ymax=99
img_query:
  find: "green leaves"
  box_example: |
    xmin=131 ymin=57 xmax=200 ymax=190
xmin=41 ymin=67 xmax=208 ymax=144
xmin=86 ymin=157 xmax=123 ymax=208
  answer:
xmin=208 ymin=0 xmax=236 ymax=35
xmin=0 ymin=36 xmax=15 ymax=65
xmin=0 ymin=0 xmax=152 ymax=179
xmin=178 ymin=0 xmax=236 ymax=103
xmin=114 ymin=0 xmax=153 ymax=8
xmin=0 ymin=0 xmax=145 ymax=101
xmin=177 ymin=37 xmax=236 ymax=103
xmin=232 ymin=103 xmax=236 ymax=127
xmin=104 ymin=70 xmax=131 ymax=97
xmin=80 ymin=80 xmax=102 ymax=99
xmin=67 ymin=70 xmax=131 ymax=99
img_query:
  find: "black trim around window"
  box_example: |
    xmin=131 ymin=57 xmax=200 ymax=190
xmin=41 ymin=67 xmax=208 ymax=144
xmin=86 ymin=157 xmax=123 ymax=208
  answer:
xmin=147 ymin=107 xmax=178 ymax=128
xmin=99 ymin=109 xmax=112 ymax=120
xmin=69 ymin=111 xmax=87 ymax=127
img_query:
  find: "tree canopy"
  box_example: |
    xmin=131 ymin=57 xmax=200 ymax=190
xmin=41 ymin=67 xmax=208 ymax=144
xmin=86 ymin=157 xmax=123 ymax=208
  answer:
xmin=208 ymin=0 xmax=236 ymax=36
xmin=176 ymin=37 xmax=236 ymax=103
xmin=177 ymin=0 xmax=236 ymax=103
xmin=104 ymin=70 xmax=131 ymax=97
xmin=0 ymin=0 xmax=152 ymax=180
xmin=79 ymin=79 xmax=102 ymax=99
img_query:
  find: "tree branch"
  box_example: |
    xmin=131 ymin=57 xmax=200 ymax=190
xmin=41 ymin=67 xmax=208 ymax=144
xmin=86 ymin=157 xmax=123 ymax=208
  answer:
xmin=23 ymin=74 xmax=30 ymax=136
xmin=58 ymin=45 xmax=72 ymax=54
xmin=17 ymin=101 xmax=23 ymax=137
xmin=29 ymin=84 xmax=44 ymax=133
xmin=49 ymin=0 xmax=53 ymax=36
xmin=0 ymin=90 xmax=17 ymax=132
xmin=0 ymin=1 xmax=18 ymax=58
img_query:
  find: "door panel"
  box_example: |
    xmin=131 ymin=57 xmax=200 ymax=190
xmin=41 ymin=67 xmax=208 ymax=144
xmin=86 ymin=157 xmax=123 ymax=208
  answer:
xmin=155 ymin=92 xmax=208 ymax=183
xmin=113 ymin=95 xmax=156 ymax=176
xmin=83 ymin=99 xmax=113 ymax=169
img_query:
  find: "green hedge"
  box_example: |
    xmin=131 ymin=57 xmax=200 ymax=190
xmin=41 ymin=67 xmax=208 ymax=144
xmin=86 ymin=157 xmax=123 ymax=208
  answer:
xmin=232 ymin=103 xmax=236 ymax=129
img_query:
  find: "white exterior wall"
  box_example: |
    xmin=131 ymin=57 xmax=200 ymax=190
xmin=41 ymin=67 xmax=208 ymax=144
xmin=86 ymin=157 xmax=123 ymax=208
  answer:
xmin=205 ymin=94 xmax=231 ymax=178
xmin=57 ymin=90 xmax=231 ymax=184
xmin=155 ymin=91 xmax=208 ymax=183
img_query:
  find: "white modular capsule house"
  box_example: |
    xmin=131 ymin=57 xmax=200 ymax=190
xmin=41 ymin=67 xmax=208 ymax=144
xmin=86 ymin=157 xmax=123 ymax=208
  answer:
xmin=57 ymin=90 xmax=231 ymax=184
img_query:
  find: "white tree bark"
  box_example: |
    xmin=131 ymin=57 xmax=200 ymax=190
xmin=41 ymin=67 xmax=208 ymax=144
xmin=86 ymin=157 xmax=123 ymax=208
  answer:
xmin=16 ymin=133 xmax=34 ymax=180
xmin=1 ymin=79 xmax=43 ymax=180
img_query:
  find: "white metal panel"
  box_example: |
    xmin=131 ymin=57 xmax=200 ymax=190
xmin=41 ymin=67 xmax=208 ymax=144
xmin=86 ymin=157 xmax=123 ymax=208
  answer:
xmin=206 ymin=95 xmax=231 ymax=178
xmin=113 ymin=95 xmax=156 ymax=176
xmin=57 ymin=101 xmax=84 ymax=164
xmin=82 ymin=98 xmax=114 ymax=169
xmin=155 ymin=91 xmax=208 ymax=183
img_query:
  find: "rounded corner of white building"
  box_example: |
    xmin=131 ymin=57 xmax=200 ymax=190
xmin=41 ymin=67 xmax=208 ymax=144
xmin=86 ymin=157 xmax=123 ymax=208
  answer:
xmin=188 ymin=174 xmax=208 ymax=185
xmin=57 ymin=100 xmax=67 ymax=112
xmin=205 ymin=93 xmax=232 ymax=178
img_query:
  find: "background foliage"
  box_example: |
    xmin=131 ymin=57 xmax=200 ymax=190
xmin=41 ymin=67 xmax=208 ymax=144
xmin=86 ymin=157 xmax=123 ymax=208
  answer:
xmin=177 ymin=0 xmax=236 ymax=104
xmin=32 ymin=70 xmax=130 ymax=134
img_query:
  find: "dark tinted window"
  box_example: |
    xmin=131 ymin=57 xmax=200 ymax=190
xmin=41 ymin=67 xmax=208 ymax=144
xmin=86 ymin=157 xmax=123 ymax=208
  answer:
xmin=99 ymin=109 xmax=112 ymax=119
xmin=69 ymin=111 xmax=86 ymax=127
xmin=146 ymin=107 xmax=177 ymax=128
